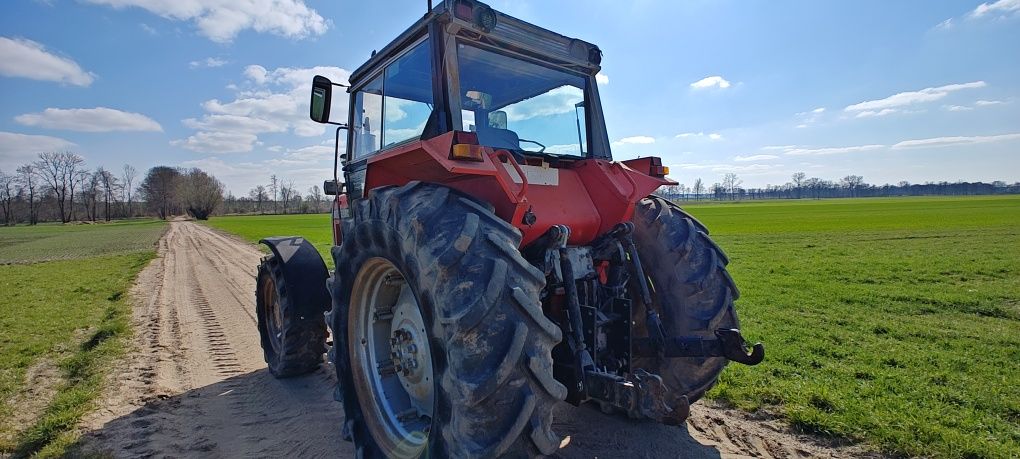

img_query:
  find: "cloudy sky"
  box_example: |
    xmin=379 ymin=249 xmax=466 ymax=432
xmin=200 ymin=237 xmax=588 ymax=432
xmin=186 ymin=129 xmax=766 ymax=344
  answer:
xmin=1 ymin=0 xmax=1019 ymax=195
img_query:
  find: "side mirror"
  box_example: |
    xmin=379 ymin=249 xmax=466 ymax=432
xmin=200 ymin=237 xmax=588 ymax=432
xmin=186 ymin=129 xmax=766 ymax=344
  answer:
xmin=488 ymin=110 xmax=508 ymax=130
xmin=310 ymin=75 xmax=333 ymax=123
xmin=324 ymin=180 xmax=339 ymax=196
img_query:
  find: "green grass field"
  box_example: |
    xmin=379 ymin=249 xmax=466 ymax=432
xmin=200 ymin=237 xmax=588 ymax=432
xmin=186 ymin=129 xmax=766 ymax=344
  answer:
xmin=0 ymin=219 xmax=164 ymax=457
xmin=204 ymin=213 xmax=333 ymax=265
xmin=207 ymin=196 xmax=1020 ymax=457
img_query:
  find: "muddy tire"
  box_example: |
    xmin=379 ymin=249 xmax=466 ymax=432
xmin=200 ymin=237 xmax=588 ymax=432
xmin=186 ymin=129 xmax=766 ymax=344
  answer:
xmin=630 ymin=196 xmax=741 ymax=404
xmin=256 ymin=255 xmax=328 ymax=377
xmin=328 ymin=181 xmax=566 ymax=458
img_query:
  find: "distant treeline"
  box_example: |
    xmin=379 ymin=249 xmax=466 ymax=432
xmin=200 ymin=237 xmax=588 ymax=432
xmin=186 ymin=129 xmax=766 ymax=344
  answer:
xmin=0 ymin=152 xmax=225 ymax=225
xmin=657 ymin=172 xmax=1020 ymax=201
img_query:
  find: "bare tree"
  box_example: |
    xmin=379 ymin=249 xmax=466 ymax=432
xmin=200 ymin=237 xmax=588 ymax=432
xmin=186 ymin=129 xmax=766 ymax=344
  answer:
xmin=98 ymin=167 xmax=118 ymax=221
xmin=79 ymin=170 xmax=101 ymax=222
xmin=269 ymin=174 xmax=279 ymax=214
xmin=841 ymin=175 xmax=864 ymax=198
xmin=792 ymin=172 xmax=806 ymax=199
xmin=0 ymin=169 xmax=14 ymax=225
xmin=693 ymin=178 xmax=704 ymax=201
xmin=722 ymin=173 xmax=742 ymax=200
xmin=140 ymin=166 xmax=181 ymax=219
xmin=249 ymin=185 xmax=267 ymax=213
xmin=122 ymin=164 xmax=137 ymax=217
xmin=308 ymin=185 xmax=322 ymax=213
xmin=179 ymin=168 xmax=223 ymax=220
xmin=279 ymin=180 xmax=294 ymax=214
xmin=16 ymin=165 xmax=38 ymax=225
xmin=35 ymin=152 xmax=84 ymax=223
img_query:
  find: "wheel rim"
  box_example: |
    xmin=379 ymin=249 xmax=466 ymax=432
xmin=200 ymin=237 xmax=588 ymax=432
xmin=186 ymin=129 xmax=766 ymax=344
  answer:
xmin=349 ymin=258 xmax=434 ymax=457
xmin=262 ymin=273 xmax=283 ymax=355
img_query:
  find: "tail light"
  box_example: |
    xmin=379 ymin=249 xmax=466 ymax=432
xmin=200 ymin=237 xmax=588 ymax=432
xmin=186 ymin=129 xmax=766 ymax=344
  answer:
xmin=450 ymin=131 xmax=484 ymax=161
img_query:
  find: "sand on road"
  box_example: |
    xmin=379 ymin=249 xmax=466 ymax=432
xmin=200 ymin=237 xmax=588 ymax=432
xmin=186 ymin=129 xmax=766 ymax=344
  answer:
xmin=80 ymin=220 xmax=866 ymax=458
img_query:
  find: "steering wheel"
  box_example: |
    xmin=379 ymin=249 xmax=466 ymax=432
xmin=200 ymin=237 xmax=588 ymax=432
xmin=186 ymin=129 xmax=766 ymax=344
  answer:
xmin=518 ymin=138 xmax=546 ymax=153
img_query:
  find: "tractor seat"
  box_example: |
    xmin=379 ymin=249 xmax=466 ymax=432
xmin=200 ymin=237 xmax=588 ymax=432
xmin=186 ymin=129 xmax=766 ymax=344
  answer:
xmin=477 ymin=126 xmax=526 ymax=161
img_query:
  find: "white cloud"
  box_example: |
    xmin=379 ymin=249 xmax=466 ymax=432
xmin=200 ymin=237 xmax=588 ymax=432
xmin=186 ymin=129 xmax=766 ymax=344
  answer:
xmin=0 ymin=37 xmax=94 ymax=86
xmin=174 ymin=64 xmax=350 ymax=153
xmin=190 ymin=57 xmax=228 ymax=69
xmin=943 ymin=105 xmax=973 ymax=112
xmin=596 ymin=73 xmax=609 ymax=85
xmin=891 ymin=133 xmax=1020 ymax=149
xmin=761 ymin=145 xmax=796 ymax=151
xmin=855 ymin=108 xmax=901 ymax=118
xmin=670 ymin=162 xmax=783 ymax=174
xmin=0 ymin=131 xmax=77 ymax=168
xmin=14 ymin=107 xmax=162 ymax=132
xmin=734 ymin=154 xmax=779 ymax=162
xmin=783 ymin=145 xmax=884 ymax=156
xmin=140 ymin=23 xmax=158 ymax=35
xmin=614 ymin=136 xmax=655 ymax=145
xmin=974 ymin=99 xmax=1005 ymax=106
xmin=845 ymin=81 xmax=986 ymax=112
xmin=504 ymin=86 xmax=583 ymax=122
xmin=935 ymin=18 xmax=954 ymax=30
xmin=970 ymin=0 xmax=1020 ymax=18
xmin=689 ymin=76 xmax=731 ymax=90
xmin=675 ymin=132 xmax=723 ymax=140
xmin=83 ymin=0 xmax=330 ymax=43
xmin=171 ymin=131 xmax=258 ymax=154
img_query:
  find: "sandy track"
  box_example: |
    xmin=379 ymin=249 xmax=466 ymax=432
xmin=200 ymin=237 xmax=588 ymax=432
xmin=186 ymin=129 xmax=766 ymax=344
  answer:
xmin=81 ymin=220 xmax=865 ymax=458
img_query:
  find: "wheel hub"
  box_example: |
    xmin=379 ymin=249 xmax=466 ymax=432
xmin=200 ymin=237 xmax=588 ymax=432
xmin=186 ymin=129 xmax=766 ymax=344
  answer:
xmin=349 ymin=258 xmax=434 ymax=457
xmin=389 ymin=291 xmax=433 ymax=415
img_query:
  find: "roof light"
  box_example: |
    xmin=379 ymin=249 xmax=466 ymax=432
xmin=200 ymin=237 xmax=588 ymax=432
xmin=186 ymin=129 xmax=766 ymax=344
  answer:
xmin=453 ymin=0 xmax=497 ymax=33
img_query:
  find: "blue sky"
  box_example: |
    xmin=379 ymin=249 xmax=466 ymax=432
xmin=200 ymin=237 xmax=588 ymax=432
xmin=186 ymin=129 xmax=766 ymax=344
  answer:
xmin=1 ymin=0 xmax=1019 ymax=195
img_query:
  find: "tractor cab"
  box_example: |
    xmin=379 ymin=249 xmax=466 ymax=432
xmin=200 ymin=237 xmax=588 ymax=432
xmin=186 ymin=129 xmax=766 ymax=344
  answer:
xmin=311 ymin=0 xmax=676 ymax=248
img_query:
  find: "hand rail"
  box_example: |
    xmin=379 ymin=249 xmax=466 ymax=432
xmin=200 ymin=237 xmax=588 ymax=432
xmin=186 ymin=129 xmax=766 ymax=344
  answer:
xmin=492 ymin=150 xmax=529 ymax=201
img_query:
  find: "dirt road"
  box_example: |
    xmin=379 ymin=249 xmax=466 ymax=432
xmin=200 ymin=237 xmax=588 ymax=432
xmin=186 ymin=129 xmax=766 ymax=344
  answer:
xmin=81 ymin=220 xmax=864 ymax=458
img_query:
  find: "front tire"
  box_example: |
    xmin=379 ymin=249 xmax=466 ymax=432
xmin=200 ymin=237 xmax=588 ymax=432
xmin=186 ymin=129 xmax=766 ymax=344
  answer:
xmin=256 ymin=255 xmax=328 ymax=377
xmin=329 ymin=182 xmax=567 ymax=458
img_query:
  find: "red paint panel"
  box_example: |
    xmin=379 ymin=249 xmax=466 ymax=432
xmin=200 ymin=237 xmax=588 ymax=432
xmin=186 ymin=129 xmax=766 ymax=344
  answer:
xmin=360 ymin=131 xmax=671 ymax=248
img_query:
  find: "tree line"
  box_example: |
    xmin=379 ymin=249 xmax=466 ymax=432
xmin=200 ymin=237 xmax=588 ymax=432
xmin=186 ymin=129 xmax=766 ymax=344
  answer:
xmin=657 ymin=172 xmax=1020 ymax=202
xmin=216 ymin=174 xmax=328 ymax=216
xmin=0 ymin=152 xmax=226 ymax=225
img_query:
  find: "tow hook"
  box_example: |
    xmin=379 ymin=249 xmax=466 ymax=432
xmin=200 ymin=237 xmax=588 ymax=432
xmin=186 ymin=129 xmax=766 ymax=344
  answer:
xmin=715 ymin=329 xmax=765 ymax=366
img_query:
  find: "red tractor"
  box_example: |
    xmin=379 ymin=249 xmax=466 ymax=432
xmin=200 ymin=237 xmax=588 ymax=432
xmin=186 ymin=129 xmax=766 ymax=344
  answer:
xmin=256 ymin=1 xmax=762 ymax=457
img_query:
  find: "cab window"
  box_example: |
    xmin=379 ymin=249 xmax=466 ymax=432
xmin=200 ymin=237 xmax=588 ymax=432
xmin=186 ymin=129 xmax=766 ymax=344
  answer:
xmin=352 ymin=38 xmax=434 ymax=159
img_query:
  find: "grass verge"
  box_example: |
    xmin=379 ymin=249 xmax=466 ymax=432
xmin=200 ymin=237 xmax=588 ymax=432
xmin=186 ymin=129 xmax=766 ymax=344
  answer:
xmin=0 ymin=219 xmax=163 ymax=457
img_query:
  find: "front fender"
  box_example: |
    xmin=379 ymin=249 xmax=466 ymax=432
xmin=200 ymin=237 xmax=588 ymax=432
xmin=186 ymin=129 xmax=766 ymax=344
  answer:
xmin=259 ymin=237 xmax=331 ymax=315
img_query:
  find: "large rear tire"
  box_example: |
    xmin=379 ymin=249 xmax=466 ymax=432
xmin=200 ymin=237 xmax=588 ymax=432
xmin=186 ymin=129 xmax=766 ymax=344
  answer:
xmin=329 ymin=182 xmax=566 ymax=458
xmin=256 ymin=255 xmax=328 ymax=377
xmin=630 ymin=196 xmax=741 ymax=404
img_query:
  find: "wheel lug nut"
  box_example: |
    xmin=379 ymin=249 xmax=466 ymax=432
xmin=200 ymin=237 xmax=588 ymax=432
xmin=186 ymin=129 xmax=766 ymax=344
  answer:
xmin=406 ymin=344 xmax=417 ymax=354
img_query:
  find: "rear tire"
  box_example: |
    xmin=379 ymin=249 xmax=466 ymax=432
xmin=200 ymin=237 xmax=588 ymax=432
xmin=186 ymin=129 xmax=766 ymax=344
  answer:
xmin=630 ymin=196 xmax=741 ymax=404
xmin=329 ymin=182 xmax=566 ymax=458
xmin=256 ymin=255 xmax=328 ymax=377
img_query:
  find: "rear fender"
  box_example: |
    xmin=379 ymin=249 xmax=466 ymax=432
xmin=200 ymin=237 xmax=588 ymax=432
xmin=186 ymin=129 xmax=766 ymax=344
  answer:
xmin=259 ymin=237 xmax=331 ymax=315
